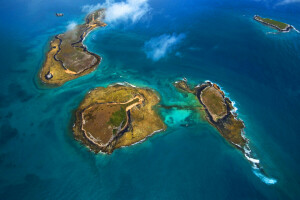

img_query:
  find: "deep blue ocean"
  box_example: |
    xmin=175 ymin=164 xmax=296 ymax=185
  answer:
xmin=1 ymin=0 xmax=300 ymax=199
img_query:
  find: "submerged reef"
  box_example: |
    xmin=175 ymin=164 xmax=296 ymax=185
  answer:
xmin=73 ymin=83 xmax=166 ymax=154
xmin=39 ymin=9 xmax=107 ymax=86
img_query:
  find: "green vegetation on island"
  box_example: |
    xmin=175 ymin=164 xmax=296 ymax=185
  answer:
xmin=108 ymin=106 xmax=126 ymax=128
xmin=254 ymin=15 xmax=292 ymax=32
xmin=73 ymin=83 xmax=166 ymax=154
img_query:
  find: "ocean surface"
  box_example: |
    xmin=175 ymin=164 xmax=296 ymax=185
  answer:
xmin=1 ymin=0 xmax=300 ymax=199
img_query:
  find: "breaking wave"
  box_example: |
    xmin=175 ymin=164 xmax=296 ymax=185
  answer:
xmin=244 ymin=145 xmax=277 ymax=185
xmin=292 ymin=26 xmax=300 ymax=33
xmin=253 ymin=169 xmax=277 ymax=185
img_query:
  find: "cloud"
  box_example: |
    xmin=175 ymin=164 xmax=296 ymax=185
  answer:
xmin=82 ymin=4 xmax=102 ymax=13
xmin=276 ymin=0 xmax=300 ymax=5
xmin=144 ymin=33 xmax=186 ymax=61
xmin=66 ymin=21 xmax=77 ymax=31
xmin=82 ymin=0 xmax=150 ymax=24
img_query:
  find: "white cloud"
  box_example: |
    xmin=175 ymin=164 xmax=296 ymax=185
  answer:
xmin=66 ymin=21 xmax=77 ymax=31
xmin=82 ymin=0 xmax=150 ymax=24
xmin=277 ymin=0 xmax=300 ymax=5
xmin=82 ymin=4 xmax=102 ymax=13
xmin=144 ymin=33 xmax=186 ymax=61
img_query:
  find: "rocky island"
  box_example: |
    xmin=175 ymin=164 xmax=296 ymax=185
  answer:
xmin=174 ymin=79 xmax=247 ymax=151
xmin=174 ymin=79 xmax=278 ymax=180
xmin=254 ymin=15 xmax=293 ymax=32
xmin=73 ymin=83 xmax=166 ymax=153
xmin=39 ymin=9 xmax=107 ymax=86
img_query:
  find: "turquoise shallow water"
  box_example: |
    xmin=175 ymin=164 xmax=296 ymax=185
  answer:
xmin=1 ymin=0 xmax=300 ymax=199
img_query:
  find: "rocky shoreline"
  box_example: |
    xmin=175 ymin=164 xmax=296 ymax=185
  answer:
xmin=174 ymin=79 xmax=247 ymax=151
xmin=174 ymin=79 xmax=277 ymax=178
xmin=196 ymin=81 xmax=247 ymax=151
xmin=74 ymin=106 xmax=132 ymax=153
xmin=253 ymin=15 xmax=293 ymax=32
xmin=39 ymin=9 xmax=106 ymax=86
xmin=73 ymin=84 xmax=166 ymax=154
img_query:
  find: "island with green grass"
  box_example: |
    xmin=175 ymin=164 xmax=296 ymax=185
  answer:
xmin=73 ymin=83 xmax=166 ymax=154
xmin=254 ymin=15 xmax=293 ymax=32
xmin=174 ymin=79 xmax=247 ymax=151
xmin=39 ymin=9 xmax=107 ymax=86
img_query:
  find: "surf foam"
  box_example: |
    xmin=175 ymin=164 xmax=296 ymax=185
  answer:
xmin=253 ymin=169 xmax=277 ymax=185
xmin=292 ymin=26 xmax=300 ymax=33
xmin=244 ymin=145 xmax=277 ymax=185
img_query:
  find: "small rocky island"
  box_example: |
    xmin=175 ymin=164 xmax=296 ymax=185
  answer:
xmin=174 ymin=79 xmax=247 ymax=151
xmin=254 ymin=15 xmax=293 ymax=32
xmin=73 ymin=83 xmax=166 ymax=153
xmin=39 ymin=9 xmax=107 ymax=86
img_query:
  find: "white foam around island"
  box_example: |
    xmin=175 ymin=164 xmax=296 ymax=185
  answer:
xmin=245 ymin=154 xmax=260 ymax=164
xmin=292 ymin=26 xmax=300 ymax=33
xmin=253 ymin=169 xmax=278 ymax=185
xmin=120 ymin=129 xmax=165 ymax=148
xmin=113 ymin=82 xmax=137 ymax=87
xmin=193 ymin=79 xmax=277 ymax=185
xmin=231 ymin=101 xmax=238 ymax=113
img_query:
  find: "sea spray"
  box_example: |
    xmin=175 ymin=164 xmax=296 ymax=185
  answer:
xmin=292 ymin=25 xmax=300 ymax=33
xmin=244 ymin=144 xmax=277 ymax=185
xmin=253 ymin=169 xmax=278 ymax=185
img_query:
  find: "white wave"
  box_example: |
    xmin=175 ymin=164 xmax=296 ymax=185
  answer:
xmin=244 ymin=149 xmax=251 ymax=154
xmin=245 ymin=154 xmax=260 ymax=164
xmin=196 ymin=80 xmax=277 ymax=186
xmin=244 ymin=146 xmax=251 ymax=154
xmin=243 ymin=145 xmax=277 ymax=185
xmin=292 ymin=26 xmax=300 ymax=33
xmin=231 ymin=101 xmax=238 ymax=113
xmin=266 ymin=31 xmax=278 ymax=35
xmin=82 ymin=31 xmax=92 ymax=44
xmin=120 ymin=129 xmax=164 ymax=147
xmin=112 ymin=82 xmax=137 ymax=87
xmin=244 ymin=144 xmax=260 ymax=164
xmin=194 ymin=80 xmax=212 ymax=88
xmin=232 ymin=142 xmax=242 ymax=149
xmin=253 ymin=169 xmax=277 ymax=185
xmin=203 ymin=80 xmax=240 ymax=115
xmin=241 ymin=131 xmax=248 ymax=141
xmin=124 ymin=82 xmax=137 ymax=87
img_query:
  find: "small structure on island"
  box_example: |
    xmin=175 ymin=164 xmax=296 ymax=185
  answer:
xmin=45 ymin=71 xmax=53 ymax=80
